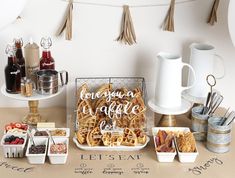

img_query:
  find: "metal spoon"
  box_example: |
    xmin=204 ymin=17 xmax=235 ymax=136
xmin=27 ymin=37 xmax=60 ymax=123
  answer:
xmin=27 ymin=130 xmax=35 ymax=146
xmin=46 ymin=129 xmax=55 ymax=145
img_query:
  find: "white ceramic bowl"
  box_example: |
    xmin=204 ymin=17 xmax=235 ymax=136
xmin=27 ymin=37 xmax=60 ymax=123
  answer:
xmin=0 ymin=134 xmax=27 ymax=158
xmin=26 ymin=137 xmax=48 ymax=164
xmin=48 ymin=137 xmax=69 ymax=164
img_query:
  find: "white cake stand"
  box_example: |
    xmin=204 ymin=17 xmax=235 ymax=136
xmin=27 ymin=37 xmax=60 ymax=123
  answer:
xmin=182 ymin=90 xmax=206 ymax=104
xmin=1 ymin=85 xmax=65 ymax=125
xmin=148 ymin=98 xmax=193 ymax=127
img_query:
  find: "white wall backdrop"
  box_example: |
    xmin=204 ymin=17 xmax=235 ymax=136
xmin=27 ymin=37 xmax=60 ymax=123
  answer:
xmin=0 ymin=0 xmax=234 ymax=115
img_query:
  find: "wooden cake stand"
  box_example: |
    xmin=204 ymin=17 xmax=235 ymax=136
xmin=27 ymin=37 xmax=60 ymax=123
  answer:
xmin=1 ymin=85 xmax=64 ymax=125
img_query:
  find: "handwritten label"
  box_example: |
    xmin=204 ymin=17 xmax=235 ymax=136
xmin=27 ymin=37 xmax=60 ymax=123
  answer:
xmin=79 ymin=154 xmax=142 ymax=161
xmin=131 ymin=163 xmax=150 ymax=175
xmin=102 ymin=163 xmax=124 ymax=175
xmin=0 ymin=161 xmax=34 ymax=173
xmin=10 ymin=70 xmax=20 ymax=75
xmin=74 ymin=163 xmax=93 ymax=175
xmin=79 ymin=89 xmax=141 ymax=119
xmin=188 ymin=157 xmax=223 ymax=175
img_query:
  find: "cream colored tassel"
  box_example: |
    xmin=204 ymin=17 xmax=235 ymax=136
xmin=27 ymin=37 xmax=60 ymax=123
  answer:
xmin=57 ymin=0 xmax=73 ymax=40
xmin=162 ymin=0 xmax=175 ymax=32
xmin=116 ymin=5 xmax=136 ymax=45
xmin=207 ymin=0 xmax=220 ymax=25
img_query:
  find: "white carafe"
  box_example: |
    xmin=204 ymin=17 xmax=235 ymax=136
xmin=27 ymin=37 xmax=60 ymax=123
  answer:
xmin=155 ymin=52 xmax=196 ymax=108
xmin=187 ymin=43 xmax=225 ymax=98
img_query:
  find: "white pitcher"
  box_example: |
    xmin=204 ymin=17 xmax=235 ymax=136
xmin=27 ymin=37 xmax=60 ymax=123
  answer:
xmin=187 ymin=43 xmax=225 ymax=98
xmin=155 ymin=52 xmax=196 ymax=108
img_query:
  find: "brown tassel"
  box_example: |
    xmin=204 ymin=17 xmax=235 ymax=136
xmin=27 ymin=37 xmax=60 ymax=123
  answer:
xmin=57 ymin=0 xmax=73 ymax=40
xmin=162 ymin=0 xmax=175 ymax=32
xmin=207 ymin=0 xmax=220 ymax=25
xmin=116 ymin=5 xmax=136 ymax=45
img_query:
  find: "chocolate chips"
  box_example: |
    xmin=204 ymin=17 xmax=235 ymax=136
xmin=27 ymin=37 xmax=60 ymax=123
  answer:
xmin=29 ymin=145 xmax=46 ymax=154
xmin=34 ymin=131 xmax=48 ymax=136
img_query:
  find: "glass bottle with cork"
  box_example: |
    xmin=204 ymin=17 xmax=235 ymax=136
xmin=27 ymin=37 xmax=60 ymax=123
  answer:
xmin=40 ymin=37 xmax=55 ymax=70
xmin=14 ymin=38 xmax=26 ymax=77
xmin=4 ymin=44 xmax=22 ymax=93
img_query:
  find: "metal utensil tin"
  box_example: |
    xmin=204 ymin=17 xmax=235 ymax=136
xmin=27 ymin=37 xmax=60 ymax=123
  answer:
xmin=207 ymin=117 xmax=232 ymax=153
xmin=191 ymin=106 xmax=209 ymax=141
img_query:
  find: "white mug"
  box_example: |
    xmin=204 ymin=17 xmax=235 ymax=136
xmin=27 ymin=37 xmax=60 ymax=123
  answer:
xmin=187 ymin=43 xmax=225 ymax=98
xmin=155 ymin=52 xmax=196 ymax=108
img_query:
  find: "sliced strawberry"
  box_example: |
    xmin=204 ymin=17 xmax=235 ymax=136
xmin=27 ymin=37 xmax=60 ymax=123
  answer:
xmin=21 ymin=124 xmax=28 ymax=131
xmin=15 ymin=123 xmax=22 ymax=129
xmin=5 ymin=125 xmax=12 ymax=131
xmin=10 ymin=122 xmax=15 ymax=127
xmin=4 ymin=142 xmax=10 ymax=144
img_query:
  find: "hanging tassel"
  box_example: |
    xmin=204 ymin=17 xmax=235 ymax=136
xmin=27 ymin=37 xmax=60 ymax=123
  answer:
xmin=116 ymin=5 xmax=136 ymax=45
xmin=57 ymin=0 xmax=73 ymax=40
xmin=207 ymin=0 xmax=220 ymax=25
xmin=162 ymin=0 xmax=175 ymax=32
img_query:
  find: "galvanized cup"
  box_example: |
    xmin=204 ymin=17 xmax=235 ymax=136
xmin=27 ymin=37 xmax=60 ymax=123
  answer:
xmin=207 ymin=117 xmax=232 ymax=153
xmin=191 ymin=106 xmax=209 ymax=141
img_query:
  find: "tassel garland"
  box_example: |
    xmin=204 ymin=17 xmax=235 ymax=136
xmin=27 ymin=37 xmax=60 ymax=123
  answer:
xmin=116 ymin=5 xmax=136 ymax=45
xmin=162 ymin=0 xmax=176 ymax=32
xmin=57 ymin=0 xmax=73 ymax=40
xmin=207 ymin=0 xmax=220 ymax=25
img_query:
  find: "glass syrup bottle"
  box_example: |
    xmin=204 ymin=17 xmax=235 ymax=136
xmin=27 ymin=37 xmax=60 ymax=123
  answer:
xmin=14 ymin=38 xmax=26 ymax=77
xmin=40 ymin=37 xmax=55 ymax=70
xmin=4 ymin=44 xmax=22 ymax=93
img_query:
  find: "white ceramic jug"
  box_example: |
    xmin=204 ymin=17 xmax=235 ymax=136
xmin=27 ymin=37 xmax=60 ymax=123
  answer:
xmin=187 ymin=43 xmax=225 ymax=98
xmin=155 ymin=52 xmax=196 ymax=108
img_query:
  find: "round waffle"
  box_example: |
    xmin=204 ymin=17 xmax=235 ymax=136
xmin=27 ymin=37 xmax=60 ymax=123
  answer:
xmin=121 ymin=128 xmax=137 ymax=146
xmin=86 ymin=127 xmax=103 ymax=146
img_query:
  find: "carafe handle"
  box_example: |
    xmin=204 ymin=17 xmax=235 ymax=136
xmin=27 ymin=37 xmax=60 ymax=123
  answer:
xmin=214 ymin=54 xmax=225 ymax=79
xmin=181 ymin=63 xmax=196 ymax=91
xmin=59 ymin=70 xmax=68 ymax=86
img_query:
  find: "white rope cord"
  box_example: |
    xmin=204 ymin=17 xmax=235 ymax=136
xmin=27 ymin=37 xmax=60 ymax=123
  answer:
xmin=62 ymin=0 xmax=197 ymax=8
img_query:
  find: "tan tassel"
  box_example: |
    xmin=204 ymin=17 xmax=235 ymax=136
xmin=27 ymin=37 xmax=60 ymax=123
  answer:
xmin=207 ymin=0 xmax=220 ymax=25
xmin=57 ymin=0 xmax=73 ymax=40
xmin=116 ymin=5 xmax=136 ymax=45
xmin=162 ymin=0 xmax=175 ymax=32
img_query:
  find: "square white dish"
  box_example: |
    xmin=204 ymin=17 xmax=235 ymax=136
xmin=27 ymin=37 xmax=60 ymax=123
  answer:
xmin=48 ymin=137 xmax=69 ymax=164
xmin=152 ymin=127 xmax=199 ymax=163
xmin=0 ymin=134 xmax=27 ymax=158
xmin=26 ymin=137 xmax=48 ymax=164
xmin=32 ymin=128 xmax=70 ymax=138
xmin=152 ymin=128 xmax=176 ymax=162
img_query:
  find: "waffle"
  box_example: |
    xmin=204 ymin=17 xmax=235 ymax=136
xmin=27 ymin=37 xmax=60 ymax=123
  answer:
xmin=79 ymin=116 xmax=97 ymax=132
xmin=86 ymin=127 xmax=103 ymax=146
xmin=96 ymin=83 xmax=112 ymax=96
xmin=77 ymin=84 xmax=90 ymax=106
xmin=133 ymin=87 xmax=142 ymax=96
xmin=134 ymin=128 xmax=147 ymax=144
xmin=129 ymin=93 xmax=146 ymax=115
xmin=115 ymin=115 xmax=130 ymax=128
xmin=76 ymin=128 xmax=88 ymax=144
xmin=102 ymin=132 xmax=123 ymax=146
xmin=129 ymin=113 xmax=145 ymax=129
xmin=121 ymin=128 xmax=137 ymax=146
xmin=77 ymin=99 xmax=94 ymax=121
